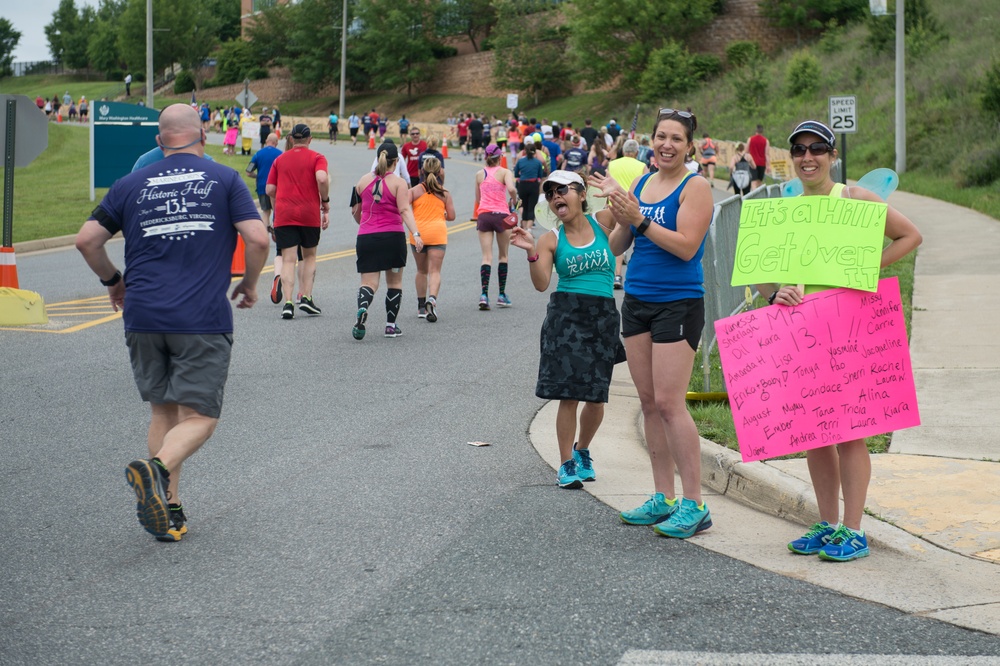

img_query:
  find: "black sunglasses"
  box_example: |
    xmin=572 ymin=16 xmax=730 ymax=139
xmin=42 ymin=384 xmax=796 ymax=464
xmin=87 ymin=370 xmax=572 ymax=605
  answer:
xmin=790 ymin=142 xmax=833 ymax=157
xmin=543 ymin=183 xmax=578 ymax=200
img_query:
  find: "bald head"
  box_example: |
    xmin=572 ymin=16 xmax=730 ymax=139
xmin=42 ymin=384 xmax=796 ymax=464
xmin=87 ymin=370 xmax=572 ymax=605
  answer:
xmin=157 ymin=104 xmax=203 ymax=155
xmin=265 ymin=133 xmax=279 ymax=147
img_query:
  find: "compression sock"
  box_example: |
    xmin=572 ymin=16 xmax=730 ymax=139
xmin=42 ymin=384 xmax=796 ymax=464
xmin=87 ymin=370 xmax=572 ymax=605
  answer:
xmin=480 ymin=264 xmax=491 ymax=294
xmin=498 ymin=262 xmax=508 ymax=295
xmin=386 ymin=288 xmax=402 ymax=324
xmin=357 ymin=285 xmax=375 ymax=311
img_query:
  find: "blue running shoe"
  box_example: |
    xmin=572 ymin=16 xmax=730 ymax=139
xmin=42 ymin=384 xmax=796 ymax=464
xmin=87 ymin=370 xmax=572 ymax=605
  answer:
xmin=788 ymin=521 xmax=836 ymax=555
xmin=619 ymin=493 xmax=677 ymax=525
xmin=818 ymin=525 xmax=869 ymax=562
xmin=573 ymin=444 xmax=595 ymax=482
xmin=557 ymin=460 xmax=583 ymax=489
xmin=125 ymin=459 xmax=170 ymax=538
xmin=497 ymin=293 xmax=512 ymax=308
xmin=653 ymin=497 xmax=712 ymax=539
xmin=352 ymin=307 xmax=368 ymax=340
xmin=479 ymin=294 xmax=491 ymax=311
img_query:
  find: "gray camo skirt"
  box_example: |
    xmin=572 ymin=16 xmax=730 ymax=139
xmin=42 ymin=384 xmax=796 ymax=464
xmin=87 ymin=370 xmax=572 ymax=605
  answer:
xmin=536 ymin=291 xmax=621 ymax=403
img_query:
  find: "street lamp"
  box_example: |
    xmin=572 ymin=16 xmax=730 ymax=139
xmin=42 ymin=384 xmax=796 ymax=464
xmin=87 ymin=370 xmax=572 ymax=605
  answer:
xmin=339 ymin=0 xmax=347 ymax=119
xmin=871 ymin=0 xmax=905 ymax=173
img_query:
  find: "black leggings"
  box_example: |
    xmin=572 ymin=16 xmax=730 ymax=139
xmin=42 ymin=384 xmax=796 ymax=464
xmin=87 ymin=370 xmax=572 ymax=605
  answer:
xmin=517 ymin=180 xmax=540 ymax=222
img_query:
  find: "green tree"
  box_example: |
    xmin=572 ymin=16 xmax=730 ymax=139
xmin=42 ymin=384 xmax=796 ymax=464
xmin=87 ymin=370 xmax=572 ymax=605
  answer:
xmin=285 ymin=0 xmax=344 ymax=88
xmin=45 ymin=0 xmax=85 ymax=64
xmin=117 ymin=0 xmax=219 ymax=84
xmin=490 ymin=1 xmax=570 ymax=105
xmin=203 ymin=0 xmax=242 ymax=43
xmin=759 ymin=0 xmax=867 ymax=41
xmin=87 ymin=0 xmax=127 ymax=78
xmin=785 ymin=50 xmax=822 ymax=97
xmin=212 ymin=39 xmax=268 ymax=86
xmin=437 ymin=0 xmax=496 ymax=52
xmin=353 ymin=0 xmax=440 ymax=97
xmin=730 ymin=51 xmax=770 ymax=116
xmin=866 ymin=0 xmax=945 ymax=55
xmin=566 ymin=0 xmax=716 ymax=91
xmin=0 ymin=18 xmax=21 ymax=78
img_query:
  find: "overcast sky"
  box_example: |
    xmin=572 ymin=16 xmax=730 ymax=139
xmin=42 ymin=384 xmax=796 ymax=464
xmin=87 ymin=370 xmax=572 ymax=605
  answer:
xmin=5 ymin=2 xmax=97 ymax=64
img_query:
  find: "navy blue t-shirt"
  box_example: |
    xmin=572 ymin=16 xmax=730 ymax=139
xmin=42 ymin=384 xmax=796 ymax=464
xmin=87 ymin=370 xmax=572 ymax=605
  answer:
xmin=93 ymin=154 xmax=260 ymax=334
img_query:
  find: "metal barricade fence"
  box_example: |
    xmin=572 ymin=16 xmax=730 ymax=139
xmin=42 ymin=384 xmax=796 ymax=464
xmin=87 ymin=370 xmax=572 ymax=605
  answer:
xmin=698 ymin=183 xmax=781 ymax=392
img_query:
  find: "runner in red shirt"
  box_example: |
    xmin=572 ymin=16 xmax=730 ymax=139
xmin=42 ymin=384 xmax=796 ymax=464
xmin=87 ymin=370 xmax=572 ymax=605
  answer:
xmin=747 ymin=124 xmax=770 ymax=190
xmin=401 ymin=126 xmax=428 ymax=187
xmin=457 ymin=115 xmax=470 ymax=155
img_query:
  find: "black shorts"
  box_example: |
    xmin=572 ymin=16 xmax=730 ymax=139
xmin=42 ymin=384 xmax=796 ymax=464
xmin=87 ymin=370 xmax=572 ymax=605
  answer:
xmin=459 ymin=135 xmax=467 ymax=146
xmin=126 ymin=332 xmax=233 ymax=418
xmin=274 ymin=225 xmax=320 ymax=251
xmin=258 ymin=193 xmax=272 ymax=212
xmin=356 ymin=231 xmax=407 ymax=273
xmin=470 ymin=134 xmax=484 ymax=150
xmin=350 ymin=127 xmax=359 ymax=137
xmin=753 ymin=165 xmax=766 ymax=182
xmin=621 ymin=294 xmax=704 ymax=350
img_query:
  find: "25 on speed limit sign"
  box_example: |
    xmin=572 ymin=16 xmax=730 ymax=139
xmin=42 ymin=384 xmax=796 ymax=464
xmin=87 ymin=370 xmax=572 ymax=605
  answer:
xmin=829 ymin=95 xmax=857 ymax=133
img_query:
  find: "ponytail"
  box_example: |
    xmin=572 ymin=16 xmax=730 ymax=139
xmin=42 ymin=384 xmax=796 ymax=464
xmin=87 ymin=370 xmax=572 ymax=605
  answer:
xmin=375 ymin=152 xmax=389 ymax=178
xmin=421 ymin=156 xmax=446 ymax=198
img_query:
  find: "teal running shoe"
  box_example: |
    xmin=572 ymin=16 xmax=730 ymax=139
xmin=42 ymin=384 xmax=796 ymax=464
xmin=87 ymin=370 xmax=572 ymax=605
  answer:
xmin=788 ymin=521 xmax=836 ymax=555
xmin=619 ymin=493 xmax=677 ymax=525
xmin=557 ymin=460 xmax=583 ymax=489
xmin=818 ymin=525 xmax=869 ymax=562
xmin=653 ymin=497 xmax=712 ymax=539
xmin=573 ymin=444 xmax=595 ymax=482
xmin=497 ymin=293 xmax=512 ymax=308
xmin=352 ymin=307 xmax=368 ymax=340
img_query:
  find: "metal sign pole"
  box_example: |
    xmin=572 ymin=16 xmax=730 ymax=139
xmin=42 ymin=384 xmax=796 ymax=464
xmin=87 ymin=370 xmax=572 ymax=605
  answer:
xmin=841 ymin=132 xmax=847 ymax=185
xmin=2 ymin=99 xmax=15 ymax=248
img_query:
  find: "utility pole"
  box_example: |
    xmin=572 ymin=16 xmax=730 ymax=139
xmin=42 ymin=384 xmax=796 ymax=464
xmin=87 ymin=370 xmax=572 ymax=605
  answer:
xmin=339 ymin=0 xmax=347 ymax=119
xmin=895 ymin=0 xmax=905 ymax=173
xmin=145 ymin=0 xmax=154 ymax=108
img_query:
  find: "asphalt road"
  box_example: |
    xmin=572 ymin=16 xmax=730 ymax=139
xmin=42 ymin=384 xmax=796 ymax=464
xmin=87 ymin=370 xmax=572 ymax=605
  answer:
xmin=2 ymin=137 xmax=999 ymax=664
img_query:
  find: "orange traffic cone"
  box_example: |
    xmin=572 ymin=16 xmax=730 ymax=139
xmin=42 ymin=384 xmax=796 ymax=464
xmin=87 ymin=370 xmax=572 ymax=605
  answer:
xmin=442 ymin=142 xmax=449 ymax=159
xmin=368 ymin=131 xmax=376 ymax=149
xmin=0 ymin=247 xmax=19 ymax=288
xmin=500 ymin=154 xmax=508 ymax=168
xmin=56 ymin=113 xmax=62 ymax=123
xmin=231 ymin=235 xmax=246 ymax=277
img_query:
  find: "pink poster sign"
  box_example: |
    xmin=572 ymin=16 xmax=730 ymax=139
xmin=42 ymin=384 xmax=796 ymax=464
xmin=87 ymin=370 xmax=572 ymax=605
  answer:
xmin=714 ymin=277 xmax=920 ymax=462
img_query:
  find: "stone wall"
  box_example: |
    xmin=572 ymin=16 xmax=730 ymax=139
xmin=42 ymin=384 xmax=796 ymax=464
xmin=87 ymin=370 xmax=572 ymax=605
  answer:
xmin=193 ymin=67 xmax=339 ymax=106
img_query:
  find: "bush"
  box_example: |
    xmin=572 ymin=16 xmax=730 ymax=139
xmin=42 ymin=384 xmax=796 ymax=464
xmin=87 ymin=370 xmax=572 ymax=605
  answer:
xmin=431 ymin=44 xmax=458 ymax=59
xmin=214 ymin=38 xmax=268 ymax=86
xmin=691 ymin=54 xmax=723 ymax=81
xmin=785 ymin=51 xmax=822 ymax=97
xmin=638 ymin=41 xmax=703 ymax=102
xmin=959 ymin=146 xmax=1000 ymax=188
xmin=982 ymin=60 xmax=1000 ymax=122
xmin=730 ymin=52 xmax=769 ymax=115
xmin=725 ymin=40 xmax=763 ymax=69
xmin=174 ymin=70 xmax=196 ymax=94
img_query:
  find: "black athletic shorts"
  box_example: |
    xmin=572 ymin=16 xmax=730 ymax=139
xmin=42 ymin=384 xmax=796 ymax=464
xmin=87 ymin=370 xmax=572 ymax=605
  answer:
xmin=356 ymin=231 xmax=407 ymax=273
xmin=274 ymin=225 xmax=320 ymax=251
xmin=753 ymin=165 xmax=766 ymax=182
xmin=620 ymin=294 xmax=704 ymax=350
xmin=470 ymin=134 xmax=484 ymax=150
xmin=350 ymin=127 xmax=359 ymax=137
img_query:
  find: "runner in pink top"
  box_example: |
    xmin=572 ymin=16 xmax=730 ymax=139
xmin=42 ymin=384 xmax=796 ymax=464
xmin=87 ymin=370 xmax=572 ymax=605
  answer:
xmin=350 ymin=142 xmax=423 ymax=340
xmin=474 ymin=144 xmax=517 ymax=310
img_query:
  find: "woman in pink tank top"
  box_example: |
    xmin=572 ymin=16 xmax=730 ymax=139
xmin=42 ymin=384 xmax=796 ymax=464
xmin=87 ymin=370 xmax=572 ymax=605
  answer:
xmin=350 ymin=142 xmax=423 ymax=340
xmin=474 ymin=144 xmax=517 ymax=310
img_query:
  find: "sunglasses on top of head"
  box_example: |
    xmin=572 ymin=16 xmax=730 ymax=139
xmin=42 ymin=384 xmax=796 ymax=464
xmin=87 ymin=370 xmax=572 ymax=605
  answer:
xmin=543 ymin=184 xmax=577 ymax=200
xmin=790 ymin=142 xmax=833 ymax=158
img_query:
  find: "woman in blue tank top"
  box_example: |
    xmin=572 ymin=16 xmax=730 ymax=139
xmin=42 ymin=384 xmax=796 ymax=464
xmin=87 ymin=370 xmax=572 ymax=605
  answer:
xmin=510 ymin=170 xmax=621 ymax=490
xmin=592 ymin=109 xmax=715 ymax=539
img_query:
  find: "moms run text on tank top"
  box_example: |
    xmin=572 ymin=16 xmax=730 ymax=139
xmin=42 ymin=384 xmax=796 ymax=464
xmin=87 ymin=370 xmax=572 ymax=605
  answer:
xmin=554 ymin=215 xmax=614 ymax=298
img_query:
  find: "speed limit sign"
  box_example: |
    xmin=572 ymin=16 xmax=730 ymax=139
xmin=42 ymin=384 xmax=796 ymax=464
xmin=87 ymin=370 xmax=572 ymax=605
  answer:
xmin=829 ymin=95 xmax=857 ymax=133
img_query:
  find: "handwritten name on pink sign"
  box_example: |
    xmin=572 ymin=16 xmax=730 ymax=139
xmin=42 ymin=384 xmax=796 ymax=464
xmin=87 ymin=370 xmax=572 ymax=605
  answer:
xmin=714 ymin=277 xmax=920 ymax=462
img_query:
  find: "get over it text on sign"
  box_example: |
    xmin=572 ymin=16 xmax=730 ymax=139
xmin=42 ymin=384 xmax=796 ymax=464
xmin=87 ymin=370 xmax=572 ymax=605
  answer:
xmin=730 ymin=196 xmax=887 ymax=292
xmin=714 ymin=277 xmax=920 ymax=462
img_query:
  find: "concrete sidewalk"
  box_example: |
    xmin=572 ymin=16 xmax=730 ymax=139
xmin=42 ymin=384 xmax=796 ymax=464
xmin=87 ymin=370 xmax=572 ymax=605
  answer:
xmin=529 ymin=188 xmax=1000 ymax=636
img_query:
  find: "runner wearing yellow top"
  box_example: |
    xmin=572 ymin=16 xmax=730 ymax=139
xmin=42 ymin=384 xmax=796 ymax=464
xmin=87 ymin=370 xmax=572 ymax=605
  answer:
xmin=607 ymin=139 xmax=648 ymax=289
xmin=408 ymin=156 xmax=455 ymax=322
